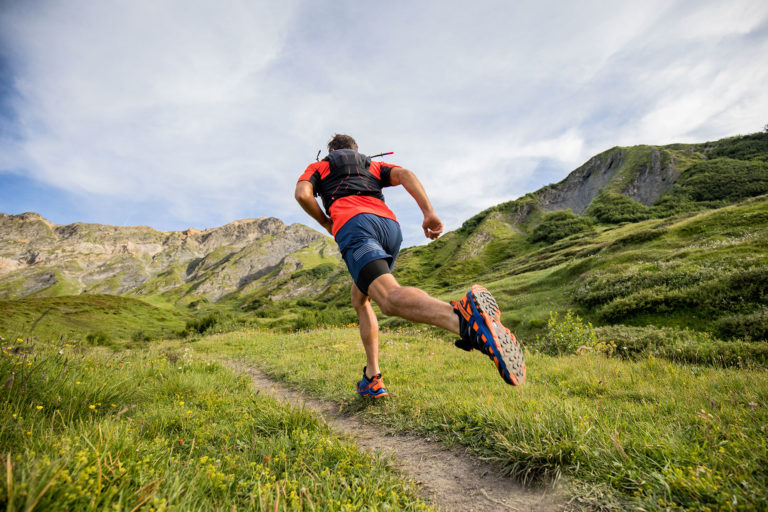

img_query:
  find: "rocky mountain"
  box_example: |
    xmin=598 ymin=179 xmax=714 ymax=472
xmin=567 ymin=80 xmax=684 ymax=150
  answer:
xmin=397 ymin=132 xmax=768 ymax=275
xmin=2 ymin=131 xmax=766 ymax=325
xmin=386 ymin=132 xmax=768 ymax=342
xmin=537 ymin=145 xmax=680 ymax=214
xmin=0 ymin=214 xmax=341 ymax=304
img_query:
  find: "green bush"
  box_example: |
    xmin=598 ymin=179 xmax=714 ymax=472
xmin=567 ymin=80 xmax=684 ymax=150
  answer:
xmin=574 ymin=263 xmax=768 ymax=325
xmin=586 ymin=191 xmax=652 ymax=224
xmin=530 ymin=210 xmax=593 ymax=244
xmin=296 ymin=298 xmax=327 ymax=309
xmin=534 ymin=310 xmax=599 ymax=355
xmin=715 ymin=310 xmax=768 ymax=341
xmin=706 ymin=132 xmax=768 ymax=161
xmin=663 ymin=158 xmax=768 ymax=204
xmin=85 ymin=331 xmax=112 ymax=346
xmin=291 ymin=262 xmax=336 ymax=280
xmin=130 ymin=330 xmax=151 ymax=342
xmin=594 ymin=324 xmax=768 ymax=368
xmin=294 ymin=307 xmax=357 ymax=330
xmin=242 ymin=298 xmax=283 ymax=318
xmin=605 ymin=227 xmax=667 ymax=250
xmin=183 ymin=313 xmax=219 ymax=336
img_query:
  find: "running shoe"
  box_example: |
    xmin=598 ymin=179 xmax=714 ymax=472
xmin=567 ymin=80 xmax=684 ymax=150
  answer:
xmin=357 ymin=366 xmax=388 ymax=398
xmin=451 ymin=285 xmax=526 ymax=386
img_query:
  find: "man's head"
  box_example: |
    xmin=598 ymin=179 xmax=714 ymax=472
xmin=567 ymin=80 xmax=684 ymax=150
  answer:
xmin=328 ymin=134 xmax=358 ymax=152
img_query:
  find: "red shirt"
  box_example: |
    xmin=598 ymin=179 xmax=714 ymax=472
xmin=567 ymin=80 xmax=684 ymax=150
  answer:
xmin=298 ymin=159 xmax=398 ymax=237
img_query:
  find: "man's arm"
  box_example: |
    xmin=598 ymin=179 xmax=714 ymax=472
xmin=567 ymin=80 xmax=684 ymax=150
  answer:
xmin=294 ymin=181 xmax=333 ymax=235
xmin=389 ymin=167 xmax=443 ymax=240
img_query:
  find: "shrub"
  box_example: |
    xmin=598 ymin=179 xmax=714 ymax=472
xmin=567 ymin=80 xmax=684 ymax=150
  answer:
xmin=296 ymin=298 xmax=327 ymax=309
xmin=85 ymin=331 xmax=112 ymax=346
xmin=715 ymin=310 xmax=768 ymax=341
xmin=606 ymin=227 xmax=667 ymax=250
xmin=530 ymin=210 xmax=593 ymax=244
xmin=574 ymin=263 xmax=768 ymax=325
xmin=183 ymin=313 xmax=219 ymax=336
xmin=664 ymin=158 xmax=768 ymax=204
xmin=586 ymin=191 xmax=652 ymax=224
xmin=534 ymin=310 xmax=599 ymax=355
xmin=291 ymin=262 xmax=336 ymax=280
xmin=706 ymin=132 xmax=768 ymax=161
xmin=242 ymin=298 xmax=283 ymax=318
xmin=593 ymin=324 xmax=768 ymax=368
xmin=131 ymin=330 xmax=152 ymax=342
xmin=294 ymin=307 xmax=357 ymax=330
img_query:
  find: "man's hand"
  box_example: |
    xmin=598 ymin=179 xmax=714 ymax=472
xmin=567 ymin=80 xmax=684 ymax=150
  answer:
xmin=390 ymin=167 xmax=443 ymax=240
xmin=422 ymin=212 xmax=443 ymax=240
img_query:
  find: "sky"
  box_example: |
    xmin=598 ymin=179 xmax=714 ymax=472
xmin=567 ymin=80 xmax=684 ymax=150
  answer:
xmin=1 ymin=0 xmax=767 ymax=247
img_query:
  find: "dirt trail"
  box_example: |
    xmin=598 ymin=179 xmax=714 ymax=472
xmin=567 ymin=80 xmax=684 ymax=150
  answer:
xmin=227 ymin=361 xmax=564 ymax=512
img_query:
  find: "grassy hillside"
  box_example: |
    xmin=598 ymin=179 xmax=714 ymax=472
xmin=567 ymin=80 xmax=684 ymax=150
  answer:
xmin=389 ymin=133 xmax=768 ymax=344
xmin=0 ymin=336 xmax=428 ymax=511
xmin=193 ymin=328 xmax=768 ymax=510
xmin=2 ymin=132 xmax=767 ymax=511
xmin=0 ymin=294 xmax=190 ymax=343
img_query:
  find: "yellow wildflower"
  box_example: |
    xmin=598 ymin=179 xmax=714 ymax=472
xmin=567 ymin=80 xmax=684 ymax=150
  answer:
xmin=89 ymin=405 xmax=96 ymax=410
xmin=36 ymin=405 xmax=43 ymax=410
xmin=179 ymin=401 xmax=185 ymax=406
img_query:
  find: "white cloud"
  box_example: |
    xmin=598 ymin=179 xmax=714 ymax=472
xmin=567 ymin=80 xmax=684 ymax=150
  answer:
xmin=1 ymin=0 xmax=767 ymax=246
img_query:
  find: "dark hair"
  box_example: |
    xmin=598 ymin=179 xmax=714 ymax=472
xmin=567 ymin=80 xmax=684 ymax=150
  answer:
xmin=328 ymin=134 xmax=358 ymax=152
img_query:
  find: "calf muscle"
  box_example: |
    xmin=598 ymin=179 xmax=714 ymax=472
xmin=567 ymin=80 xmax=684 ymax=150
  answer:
xmin=367 ymin=274 xmax=460 ymax=334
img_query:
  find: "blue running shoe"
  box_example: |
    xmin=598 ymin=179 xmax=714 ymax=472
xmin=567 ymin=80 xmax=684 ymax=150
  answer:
xmin=452 ymin=285 xmax=526 ymax=386
xmin=357 ymin=366 xmax=388 ymax=398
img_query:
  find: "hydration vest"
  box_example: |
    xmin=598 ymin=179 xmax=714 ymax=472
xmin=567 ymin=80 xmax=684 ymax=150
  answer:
xmin=316 ymin=149 xmax=386 ymax=215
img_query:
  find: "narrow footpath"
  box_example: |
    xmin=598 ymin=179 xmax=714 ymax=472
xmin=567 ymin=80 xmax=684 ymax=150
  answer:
xmin=226 ymin=361 xmax=565 ymax=512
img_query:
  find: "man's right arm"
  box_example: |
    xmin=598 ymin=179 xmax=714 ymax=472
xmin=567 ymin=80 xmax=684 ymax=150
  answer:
xmin=295 ymin=180 xmax=333 ymax=235
xmin=389 ymin=167 xmax=443 ymax=240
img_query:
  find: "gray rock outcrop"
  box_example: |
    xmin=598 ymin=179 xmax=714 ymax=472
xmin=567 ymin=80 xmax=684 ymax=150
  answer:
xmin=0 ymin=213 xmax=340 ymax=301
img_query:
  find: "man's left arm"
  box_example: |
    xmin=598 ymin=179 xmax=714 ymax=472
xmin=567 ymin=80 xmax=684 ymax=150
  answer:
xmin=389 ymin=167 xmax=443 ymax=240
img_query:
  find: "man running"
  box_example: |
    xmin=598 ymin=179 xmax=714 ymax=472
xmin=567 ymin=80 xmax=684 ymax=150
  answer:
xmin=295 ymin=134 xmax=525 ymax=397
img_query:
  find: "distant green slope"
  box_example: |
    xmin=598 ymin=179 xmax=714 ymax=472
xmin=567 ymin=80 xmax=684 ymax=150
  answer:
xmin=0 ymin=294 xmax=190 ymax=342
xmin=388 ymin=132 xmax=768 ymax=341
xmin=2 ymin=132 xmax=766 ymax=341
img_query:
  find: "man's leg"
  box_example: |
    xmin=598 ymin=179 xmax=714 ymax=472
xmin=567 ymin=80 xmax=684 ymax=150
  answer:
xmin=350 ymin=283 xmax=381 ymax=379
xmin=367 ymin=272 xmax=526 ymax=386
xmin=366 ymin=273 xmax=460 ymax=334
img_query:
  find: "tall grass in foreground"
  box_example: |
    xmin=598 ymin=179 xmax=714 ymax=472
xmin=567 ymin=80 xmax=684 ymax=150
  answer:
xmin=196 ymin=327 xmax=768 ymax=511
xmin=0 ymin=336 xmax=429 ymax=511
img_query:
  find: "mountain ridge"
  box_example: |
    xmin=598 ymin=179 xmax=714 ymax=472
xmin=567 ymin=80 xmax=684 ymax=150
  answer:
xmin=1 ymin=131 xmax=767 ymax=337
xmin=0 ymin=212 xmax=341 ymax=303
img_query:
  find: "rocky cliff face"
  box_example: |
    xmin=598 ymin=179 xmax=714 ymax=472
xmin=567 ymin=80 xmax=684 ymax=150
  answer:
xmin=0 ymin=213 xmax=340 ymax=302
xmin=538 ymin=148 xmax=626 ymax=214
xmin=537 ymin=145 xmax=680 ymax=214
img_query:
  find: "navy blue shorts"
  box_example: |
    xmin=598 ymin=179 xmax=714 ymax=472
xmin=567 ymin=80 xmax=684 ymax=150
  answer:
xmin=335 ymin=213 xmax=402 ymax=291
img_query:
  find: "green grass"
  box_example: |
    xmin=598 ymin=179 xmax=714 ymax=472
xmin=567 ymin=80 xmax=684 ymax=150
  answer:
xmin=193 ymin=327 xmax=768 ymax=510
xmin=0 ymin=295 xmax=190 ymax=343
xmin=386 ymin=195 xmax=768 ymax=345
xmin=0 ymin=336 xmax=430 ymax=511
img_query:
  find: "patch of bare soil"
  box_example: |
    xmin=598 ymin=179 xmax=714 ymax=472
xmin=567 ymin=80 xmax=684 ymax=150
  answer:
xmin=226 ymin=361 xmax=565 ymax=511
